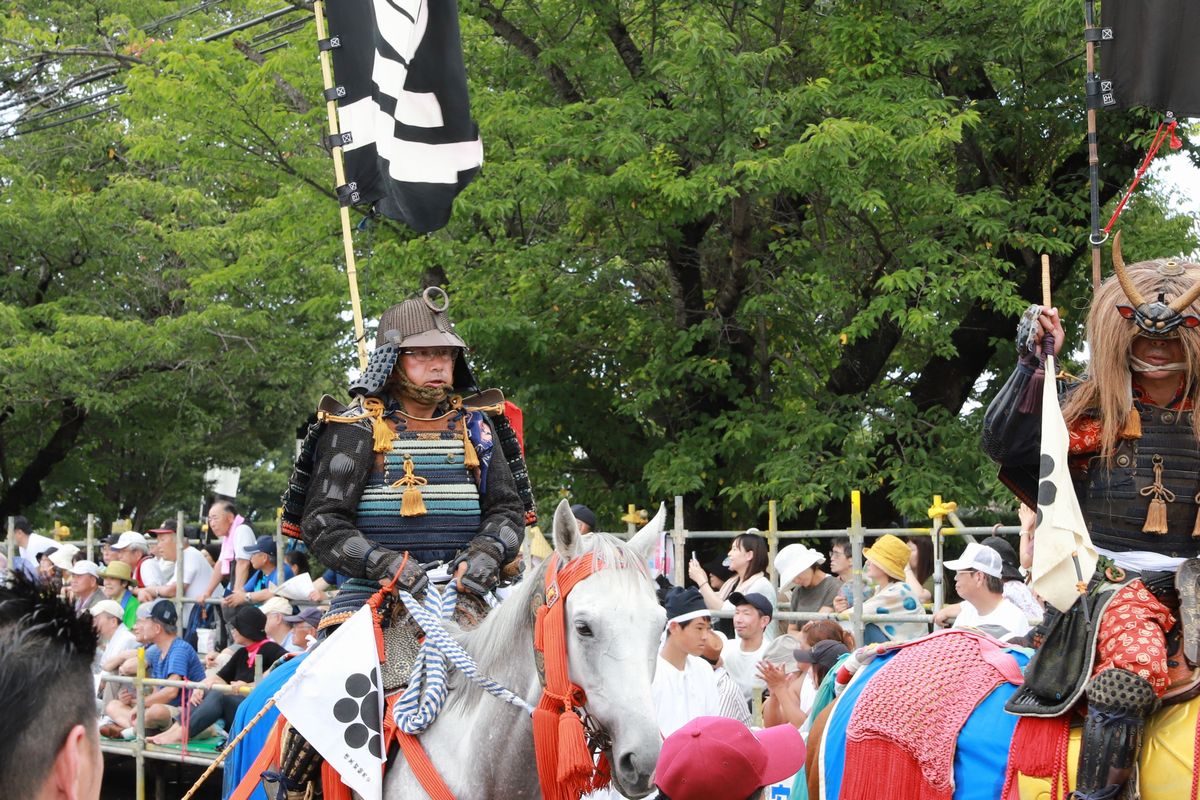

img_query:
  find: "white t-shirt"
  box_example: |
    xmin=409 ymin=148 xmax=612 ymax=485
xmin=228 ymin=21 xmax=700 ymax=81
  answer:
xmin=169 ymin=547 xmax=217 ymax=618
xmin=721 ymin=636 xmax=771 ymax=702
xmin=232 ymin=523 xmax=258 ymax=561
xmin=954 ymin=597 xmax=1032 ymax=641
xmin=652 ymin=654 xmax=720 ymax=738
xmin=798 ymin=669 xmax=818 ymax=714
xmin=97 ymin=625 xmax=138 ymax=674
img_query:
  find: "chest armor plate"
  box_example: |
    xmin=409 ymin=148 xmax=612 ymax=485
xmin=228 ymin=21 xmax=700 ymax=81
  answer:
xmin=355 ymin=410 xmax=481 ymax=563
xmin=1079 ymin=404 xmax=1200 ymax=557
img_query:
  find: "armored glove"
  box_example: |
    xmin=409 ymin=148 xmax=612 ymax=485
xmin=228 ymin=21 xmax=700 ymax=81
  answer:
xmin=450 ymin=523 xmax=521 ymax=595
xmin=344 ymin=537 xmax=429 ymax=596
xmin=1016 ymin=304 xmax=1042 ymax=361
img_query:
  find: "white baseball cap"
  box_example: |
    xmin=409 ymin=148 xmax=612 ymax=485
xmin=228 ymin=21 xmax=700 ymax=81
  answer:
xmin=944 ymin=542 xmax=1004 ymax=579
xmin=111 ymin=531 xmax=149 ymax=551
xmin=775 ymin=544 xmax=825 ymax=587
xmin=259 ymin=596 xmax=293 ymax=616
xmin=90 ymin=599 xmax=125 ymax=620
xmin=67 ymin=559 xmax=100 ymax=578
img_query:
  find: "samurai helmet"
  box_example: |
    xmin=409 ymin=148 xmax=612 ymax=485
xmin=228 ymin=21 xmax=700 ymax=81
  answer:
xmin=1112 ymin=231 xmax=1200 ymax=337
xmin=376 ymin=287 xmax=468 ymax=350
xmin=349 ymin=287 xmax=477 ymax=397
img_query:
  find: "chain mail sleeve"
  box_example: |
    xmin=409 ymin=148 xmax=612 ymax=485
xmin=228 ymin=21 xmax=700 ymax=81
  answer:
xmin=300 ymin=418 xmax=400 ymax=581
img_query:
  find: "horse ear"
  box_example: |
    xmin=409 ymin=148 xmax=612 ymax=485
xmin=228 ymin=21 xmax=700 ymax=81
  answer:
xmin=627 ymin=502 xmax=667 ymax=563
xmin=552 ymin=498 xmax=582 ymax=559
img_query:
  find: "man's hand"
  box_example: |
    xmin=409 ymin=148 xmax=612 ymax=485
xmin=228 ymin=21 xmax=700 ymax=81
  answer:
xmin=832 ymin=594 xmax=849 ymax=613
xmin=308 ymin=589 xmax=325 ymax=602
xmin=138 ymin=587 xmax=158 ymax=603
xmin=933 ymin=607 xmax=954 ymax=628
xmin=450 ymin=536 xmax=506 ymax=595
xmin=223 ymin=590 xmax=248 ymax=607
xmin=119 ymin=688 xmax=135 ymax=705
xmin=190 ymin=689 xmax=205 ymax=707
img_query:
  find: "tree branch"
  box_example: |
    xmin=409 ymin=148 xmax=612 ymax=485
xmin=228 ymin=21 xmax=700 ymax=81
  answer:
xmin=468 ymin=0 xmax=584 ymax=104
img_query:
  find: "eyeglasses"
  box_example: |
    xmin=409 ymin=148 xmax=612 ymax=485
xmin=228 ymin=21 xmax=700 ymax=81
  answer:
xmin=400 ymin=347 xmax=459 ymax=363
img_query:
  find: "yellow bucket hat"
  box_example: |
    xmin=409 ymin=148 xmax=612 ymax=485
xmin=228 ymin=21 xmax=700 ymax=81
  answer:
xmin=863 ymin=534 xmax=909 ymax=582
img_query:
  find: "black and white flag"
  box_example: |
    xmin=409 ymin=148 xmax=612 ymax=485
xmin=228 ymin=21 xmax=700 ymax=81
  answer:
xmin=1101 ymin=1 xmax=1200 ymax=116
xmin=325 ymin=0 xmax=483 ymax=233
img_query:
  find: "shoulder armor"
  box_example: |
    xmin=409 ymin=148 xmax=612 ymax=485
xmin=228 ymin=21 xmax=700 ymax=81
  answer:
xmin=462 ymin=387 xmax=506 ymax=415
xmin=317 ymin=394 xmax=350 ymax=416
xmin=317 ymin=396 xmax=373 ymax=431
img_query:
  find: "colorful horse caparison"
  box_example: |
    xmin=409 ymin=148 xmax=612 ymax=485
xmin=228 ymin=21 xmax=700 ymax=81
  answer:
xmin=811 ymin=631 xmax=1200 ymax=800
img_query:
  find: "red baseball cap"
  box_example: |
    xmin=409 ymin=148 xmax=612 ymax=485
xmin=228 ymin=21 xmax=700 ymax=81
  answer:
xmin=655 ymin=717 xmax=805 ymax=800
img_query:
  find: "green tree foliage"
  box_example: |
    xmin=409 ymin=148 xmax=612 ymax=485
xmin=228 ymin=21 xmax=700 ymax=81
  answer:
xmin=2 ymin=0 xmax=1196 ymax=534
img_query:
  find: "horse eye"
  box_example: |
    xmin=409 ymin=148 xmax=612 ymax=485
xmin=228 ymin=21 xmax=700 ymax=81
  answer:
xmin=574 ymin=621 xmax=594 ymax=637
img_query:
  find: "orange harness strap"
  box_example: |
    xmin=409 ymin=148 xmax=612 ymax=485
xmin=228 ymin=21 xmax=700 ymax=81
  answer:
xmin=228 ymin=717 xmax=287 ymax=800
xmin=533 ymin=552 xmax=614 ymax=800
xmin=396 ymin=731 xmax=457 ymax=800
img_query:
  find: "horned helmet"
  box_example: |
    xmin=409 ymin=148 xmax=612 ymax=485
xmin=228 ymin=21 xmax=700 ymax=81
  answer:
xmin=1112 ymin=231 xmax=1200 ymax=337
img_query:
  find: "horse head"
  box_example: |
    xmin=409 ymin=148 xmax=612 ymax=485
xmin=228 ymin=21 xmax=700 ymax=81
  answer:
xmin=550 ymin=499 xmax=666 ymax=798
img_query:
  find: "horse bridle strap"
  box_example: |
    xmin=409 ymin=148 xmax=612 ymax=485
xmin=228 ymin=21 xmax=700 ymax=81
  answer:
xmin=532 ymin=551 xmax=613 ymax=800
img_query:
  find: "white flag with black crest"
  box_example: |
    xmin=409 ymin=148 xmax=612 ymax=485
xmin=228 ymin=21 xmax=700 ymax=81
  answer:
xmin=274 ymin=605 xmax=384 ymax=800
xmin=1032 ymin=353 xmax=1099 ymax=613
xmin=326 ymin=0 xmax=483 ymax=233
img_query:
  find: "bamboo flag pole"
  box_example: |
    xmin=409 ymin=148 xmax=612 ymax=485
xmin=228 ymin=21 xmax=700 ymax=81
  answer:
xmin=314 ymin=0 xmax=368 ymax=370
xmin=179 ymin=698 xmax=278 ymax=800
xmin=1083 ymin=0 xmax=1103 ymax=291
xmin=1042 ymin=253 xmax=1053 ymax=308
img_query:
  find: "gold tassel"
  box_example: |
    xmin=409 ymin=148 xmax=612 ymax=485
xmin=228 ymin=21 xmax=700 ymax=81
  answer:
xmin=1120 ymin=408 xmax=1142 ymax=439
xmin=363 ymin=398 xmax=394 ymax=453
xmin=391 ymin=457 xmax=428 ymax=517
xmin=462 ymin=420 xmax=480 ymax=468
xmin=1140 ymin=454 xmax=1173 ymax=534
xmin=1144 ymin=498 xmax=1169 ymax=534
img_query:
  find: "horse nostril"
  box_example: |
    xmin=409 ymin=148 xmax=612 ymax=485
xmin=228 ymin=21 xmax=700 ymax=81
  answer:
xmin=618 ymin=750 xmax=638 ymax=778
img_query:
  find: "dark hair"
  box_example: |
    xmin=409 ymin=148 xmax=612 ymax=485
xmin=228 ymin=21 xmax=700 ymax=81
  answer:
xmin=0 ymin=574 xmax=99 ymax=798
xmin=829 ymin=538 xmax=851 ymax=560
xmin=984 ymin=573 xmax=1005 ymax=594
xmin=204 ymin=542 xmax=222 ymax=564
xmin=733 ymin=533 xmax=769 ymax=579
xmin=906 ymin=536 xmax=933 ymax=586
xmin=11 ymin=515 xmax=32 ymax=536
xmin=287 ymin=550 xmax=310 ymax=575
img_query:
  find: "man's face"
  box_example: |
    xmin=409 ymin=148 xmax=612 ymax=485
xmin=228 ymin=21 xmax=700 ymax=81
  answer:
xmin=70 ymin=573 xmax=97 ymax=597
xmin=292 ymin=621 xmax=316 ymax=647
xmin=671 ymin=617 xmax=712 ymax=656
xmin=732 ymin=604 xmax=768 ymax=640
xmin=207 ymin=507 xmax=233 ymax=538
xmin=954 ymin=569 xmax=982 ymax=603
xmin=829 ymin=545 xmax=851 ymax=577
xmin=154 ymin=533 xmax=176 ymax=560
xmin=1131 ymin=335 xmax=1185 ymax=381
xmin=400 ymin=346 xmax=457 ymax=388
xmin=133 ymin=617 xmax=156 ymax=644
xmin=92 ymin=613 xmax=117 ymax=638
xmin=118 ymin=547 xmax=142 ymax=567
xmin=250 ymin=551 xmax=269 ymax=571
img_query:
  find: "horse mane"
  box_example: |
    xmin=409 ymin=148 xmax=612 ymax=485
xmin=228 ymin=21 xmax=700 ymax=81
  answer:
xmin=445 ymin=532 xmax=653 ymax=714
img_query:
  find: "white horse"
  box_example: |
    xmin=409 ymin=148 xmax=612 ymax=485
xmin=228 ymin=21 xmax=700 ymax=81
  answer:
xmin=382 ymin=499 xmax=668 ymax=799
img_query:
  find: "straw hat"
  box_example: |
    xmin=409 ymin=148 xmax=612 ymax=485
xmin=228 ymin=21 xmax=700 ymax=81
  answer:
xmin=863 ymin=534 xmax=909 ymax=582
xmin=99 ymin=561 xmax=134 ymax=584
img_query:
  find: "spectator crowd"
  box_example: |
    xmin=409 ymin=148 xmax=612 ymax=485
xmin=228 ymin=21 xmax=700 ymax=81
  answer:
xmin=2 ymin=501 xmax=1045 ymax=799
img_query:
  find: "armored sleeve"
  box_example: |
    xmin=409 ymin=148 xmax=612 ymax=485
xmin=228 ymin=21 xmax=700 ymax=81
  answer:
xmin=981 ymin=360 xmax=1042 ymax=466
xmin=300 ymin=419 xmax=398 ymax=581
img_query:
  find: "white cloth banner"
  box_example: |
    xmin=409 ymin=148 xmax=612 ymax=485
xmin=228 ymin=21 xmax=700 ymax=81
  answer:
xmin=274 ymin=606 xmax=384 ymax=800
xmin=1032 ymin=353 xmax=1099 ymax=613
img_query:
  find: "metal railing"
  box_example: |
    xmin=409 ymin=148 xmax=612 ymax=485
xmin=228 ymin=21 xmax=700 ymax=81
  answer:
xmin=98 ymin=648 xmax=265 ymax=800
